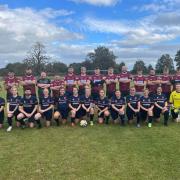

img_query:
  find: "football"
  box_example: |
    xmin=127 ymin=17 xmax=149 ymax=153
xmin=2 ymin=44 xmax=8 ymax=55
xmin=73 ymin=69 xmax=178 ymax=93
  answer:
xmin=80 ymin=120 xmax=88 ymax=127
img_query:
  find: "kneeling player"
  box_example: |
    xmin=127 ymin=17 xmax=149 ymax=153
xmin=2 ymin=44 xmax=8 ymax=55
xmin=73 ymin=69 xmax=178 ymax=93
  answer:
xmin=153 ymin=86 xmax=169 ymax=126
xmin=17 ymin=89 xmax=38 ymax=128
xmin=111 ymin=90 xmax=125 ymax=125
xmin=6 ymin=86 xmax=22 ymax=132
xmin=69 ymin=86 xmax=81 ymax=126
xmin=140 ymin=88 xmax=154 ymax=128
xmin=126 ymin=87 xmax=141 ymax=127
xmin=54 ymin=87 xmax=69 ymax=126
xmin=35 ymin=88 xmax=54 ymax=128
xmin=96 ymin=89 xmax=110 ymax=124
xmin=0 ymin=94 xmax=5 ymax=129
xmin=81 ymin=86 xmax=94 ymax=126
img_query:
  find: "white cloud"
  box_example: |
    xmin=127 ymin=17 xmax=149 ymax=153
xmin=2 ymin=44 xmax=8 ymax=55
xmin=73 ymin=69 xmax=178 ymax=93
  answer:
xmin=69 ymin=0 xmax=119 ymax=6
xmin=0 ymin=5 xmax=83 ymax=67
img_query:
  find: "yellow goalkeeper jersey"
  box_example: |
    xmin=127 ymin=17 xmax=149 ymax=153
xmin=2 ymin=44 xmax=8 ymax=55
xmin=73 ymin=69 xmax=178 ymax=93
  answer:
xmin=169 ymin=91 xmax=180 ymax=108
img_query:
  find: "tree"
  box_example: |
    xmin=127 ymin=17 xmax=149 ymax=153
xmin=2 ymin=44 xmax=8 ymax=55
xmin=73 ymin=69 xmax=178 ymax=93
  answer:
xmin=24 ymin=42 xmax=50 ymax=75
xmin=155 ymin=54 xmax=174 ymax=74
xmin=132 ymin=60 xmax=147 ymax=74
xmin=147 ymin=64 xmax=153 ymax=73
xmin=174 ymin=50 xmax=180 ymax=69
xmin=86 ymin=46 xmax=117 ymax=70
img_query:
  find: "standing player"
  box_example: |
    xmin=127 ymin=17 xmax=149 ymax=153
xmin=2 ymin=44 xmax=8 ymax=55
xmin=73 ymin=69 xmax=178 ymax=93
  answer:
xmin=21 ymin=68 xmax=36 ymax=97
xmin=69 ymin=86 xmax=81 ymax=126
xmin=54 ymin=87 xmax=69 ymax=126
xmin=35 ymin=88 xmax=54 ymax=128
xmin=171 ymin=67 xmax=180 ymax=90
xmin=140 ymin=88 xmax=154 ymax=128
xmin=50 ymin=75 xmax=65 ymax=98
xmin=17 ymin=89 xmax=38 ymax=128
xmin=133 ymin=70 xmax=146 ymax=96
xmin=146 ymin=69 xmax=160 ymax=97
xmin=96 ymin=89 xmax=110 ymax=124
xmin=6 ymin=86 xmax=22 ymax=132
xmin=153 ymin=86 xmax=169 ymax=126
xmin=81 ymin=86 xmax=94 ymax=126
xmin=105 ymin=67 xmax=118 ymax=99
xmin=169 ymin=83 xmax=180 ymax=122
xmin=91 ymin=67 xmax=105 ymax=100
xmin=0 ymin=94 xmax=5 ymax=129
xmin=111 ymin=90 xmax=126 ymax=125
xmin=4 ymin=71 xmax=19 ymax=99
xmin=126 ymin=87 xmax=141 ymax=127
xmin=64 ymin=67 xmax=77 ymax=96
xmin=77 ymin=67 xmax=91 ymax=96
xmin=118 ymin=66 xmax=131 ymax=97
xmin=160 ymin=68 xmax=172 ymax=100
xmin=37 ymin=72 xmax=51 ymax=98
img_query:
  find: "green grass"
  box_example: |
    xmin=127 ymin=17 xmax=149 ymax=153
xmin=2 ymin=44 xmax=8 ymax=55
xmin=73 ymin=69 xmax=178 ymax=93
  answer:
xmin=0 ymin=82 xmax=180 ymax=179
xmin=0 ymin=122 xmax=179 ymax=180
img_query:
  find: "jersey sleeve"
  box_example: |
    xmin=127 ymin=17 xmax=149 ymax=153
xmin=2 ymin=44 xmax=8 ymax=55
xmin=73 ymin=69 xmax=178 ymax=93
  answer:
xmin=169 ymin=92 xmax=173 ymax=104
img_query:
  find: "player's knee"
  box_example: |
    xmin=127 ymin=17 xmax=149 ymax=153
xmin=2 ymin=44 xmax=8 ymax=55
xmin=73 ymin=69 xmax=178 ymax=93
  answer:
xmin=90 ymin=108 xmax=94 ymax=114
xmin=98 ymin=118 xmax=104 ymax=124
xmin=71 ymin=110 xmax=76 ymax=117
xmin=148 ymin=110 xmax=153 ymax=116
xmin=7 ymin=113 xmax=13 ymax=118
xmin=17 ymin=113 xmax=24 ymax=120
xmin=35 ymin=113 xmax=41 ymax=120
xmin=104 ymin=110 xmax=110 ymax=116
xmin=54 ymin=112 xmax=60 ymax=119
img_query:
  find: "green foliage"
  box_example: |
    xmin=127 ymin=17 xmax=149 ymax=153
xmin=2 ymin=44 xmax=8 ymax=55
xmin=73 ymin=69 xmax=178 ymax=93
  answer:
xmin=132 ymin=60 xmax=147 ymax=74
xmin=174 ymin=50 xmax=180 ymax=69
xmin=155 ymin=54 xmax=174 ymax=73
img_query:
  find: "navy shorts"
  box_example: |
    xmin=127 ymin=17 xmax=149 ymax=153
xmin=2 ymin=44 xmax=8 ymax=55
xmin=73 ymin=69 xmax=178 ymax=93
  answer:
xmin=57 ymin=108 xmax=69 ymax=119
xmin=42 ymin=109 xmax=53 ymax=121
xmin=0 ymin=111 xmax=4 ymax=124
xmin=23 ymin=110 xmax=37 ymax=123
xmin=81 ymin=105 xmax=91 ymax=117
xmin=140 ymin=109 xmax=148 ymax=121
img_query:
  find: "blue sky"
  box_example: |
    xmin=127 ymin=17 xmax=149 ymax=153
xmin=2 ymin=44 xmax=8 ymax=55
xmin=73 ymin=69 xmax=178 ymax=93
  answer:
xmin=0 ymin=0 xmax=180 ymax=69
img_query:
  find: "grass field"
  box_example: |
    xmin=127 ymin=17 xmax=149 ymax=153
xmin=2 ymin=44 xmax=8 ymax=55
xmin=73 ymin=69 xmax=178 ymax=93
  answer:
xmin=0 ymin=83 xmax=180 ymax=180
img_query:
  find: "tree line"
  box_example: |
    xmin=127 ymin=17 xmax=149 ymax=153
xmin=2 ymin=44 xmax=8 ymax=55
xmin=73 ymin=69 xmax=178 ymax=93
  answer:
xmin=0 ymin=42 xmax=180 ymax=76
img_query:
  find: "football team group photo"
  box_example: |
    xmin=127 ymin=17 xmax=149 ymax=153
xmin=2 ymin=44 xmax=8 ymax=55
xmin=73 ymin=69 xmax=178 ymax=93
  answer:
xmin=2 ymin=65 xmax=180 ymax=132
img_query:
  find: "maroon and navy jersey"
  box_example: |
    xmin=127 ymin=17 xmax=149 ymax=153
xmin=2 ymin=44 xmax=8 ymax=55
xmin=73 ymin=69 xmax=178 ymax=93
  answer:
xmin=111 ymin=96 xmax=125 ymax=108
xmin=64 ymin=74 xmax=77 ymax=92
xmin=133 ymin=75 xmax=146 ymax=92
xmin=126 ymin=95 xmax=140 ymax=109
xmin=81 ymin=95 xmax=93 ymax=107
xmin=4 ymin=77 xmax=19 ymax=93
xmin=7 ymin=95 xmax=22 ymax=111
xmin=172 ymin=75 xmax=180 ymax=89
xmin=146 ymin=75 xmax=159 ymax=93
xmin=96 ymin=97 xmax=109 ymax=110
xmin=55 ymin=95 xmax=69 ymax=110
xmin=39 ymin=96 xmax=54 ymax=110
xmin=118 ymin=72 xmax=131 ymax=92
xmin=20 ymin=95 xmax=38 ymax=113
xmin=69 ymin=95 xmax=81 ymax=109
xmin=22 ymin=75 xmax=36 ymax=95
xmin=140 ymin=96 xmax=154 ymax=109
xmin=153 ymin=93 xmax=167 ymax=107
xmin=160 ymin=75 xmax=171 ymax=93
xmin=77 ymin=74 xmax=91 ymax=90
xmin=106 ymin=74 xmax=117 ymax=93
xmin=51 ymin=80 xmax=65 ymax=97
xmin=91 ymin=74 xmax=104 ymax=93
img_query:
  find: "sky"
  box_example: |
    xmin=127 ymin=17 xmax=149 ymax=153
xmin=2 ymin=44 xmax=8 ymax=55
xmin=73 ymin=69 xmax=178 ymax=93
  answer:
xmin=0 ymin=0 xmax=180 ymax=69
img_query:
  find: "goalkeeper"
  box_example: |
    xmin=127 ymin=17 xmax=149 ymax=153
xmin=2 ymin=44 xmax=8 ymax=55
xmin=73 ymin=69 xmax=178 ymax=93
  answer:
xmin=169 ymin=83 xmax=180 ymax=121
